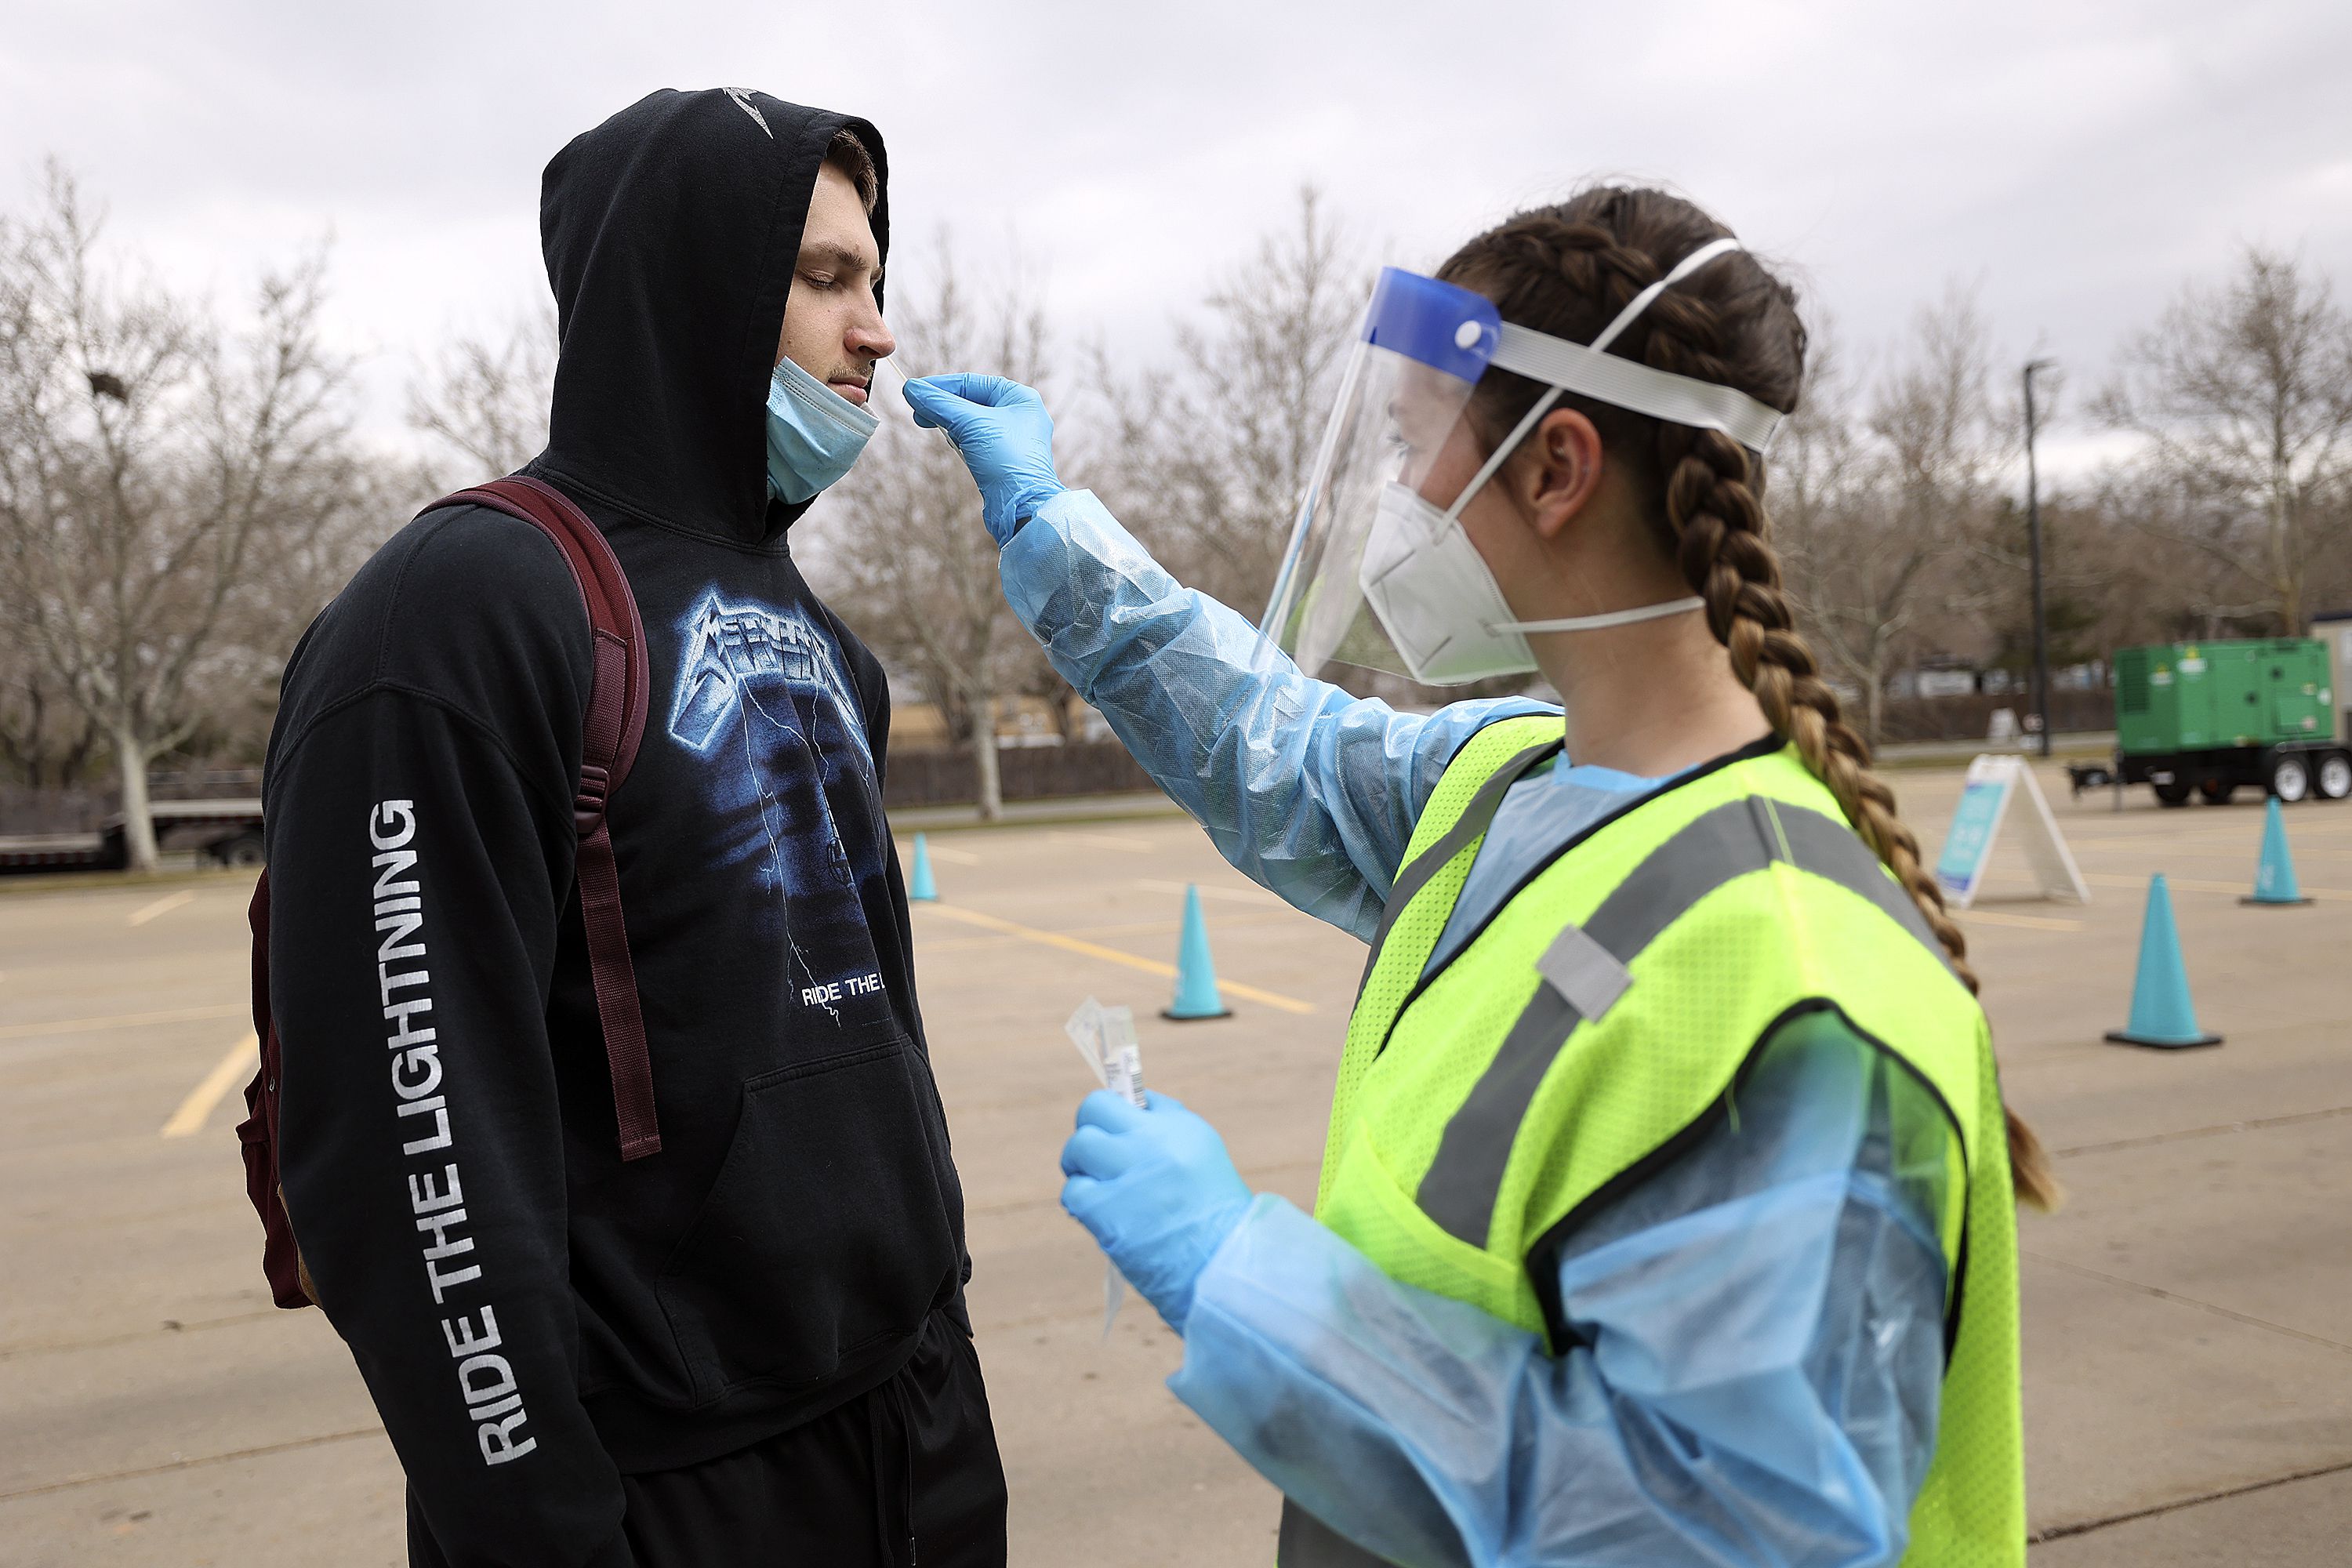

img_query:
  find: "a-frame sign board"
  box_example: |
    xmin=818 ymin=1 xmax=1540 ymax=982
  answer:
xmin=1933 ymin=754 xmax=2089 ymax=909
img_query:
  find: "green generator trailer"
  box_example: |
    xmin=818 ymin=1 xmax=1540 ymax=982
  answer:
xmin=2111 ymin=638 xmax=2350 ymax=805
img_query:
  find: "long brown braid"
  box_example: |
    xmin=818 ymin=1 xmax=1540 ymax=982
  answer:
xmin=1439 ymin=187 xmax=2059 ymax=1210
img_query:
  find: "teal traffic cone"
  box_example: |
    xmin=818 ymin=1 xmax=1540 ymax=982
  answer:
xmin=1163 ymin=884 xmax=1232 ymax=1021
xmin=909 ymin=833 xmax=938 ymax=902
xmin=2105 ymin=873 xmax=2221 ymax=1049
xmin=2241 ymin=798 xmax=2313 ymax=906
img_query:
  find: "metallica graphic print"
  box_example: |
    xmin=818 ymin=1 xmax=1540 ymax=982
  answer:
xmin=667 ymin=590 xmax=892 ymax=1029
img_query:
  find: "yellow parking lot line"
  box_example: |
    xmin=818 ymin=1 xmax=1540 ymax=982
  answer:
xmin=0 ymin=1425 xmax=385 ymax=1501
xmin=1048 ymin=830 xmax=1156 ymax=855
xmin=916 ymin=902 xmax=1316 ymax=1014
xmin=162 ymin=1032 xmax=259 ymax=1138
xmin=898 ymin=838 xmax=982 ymax=865
xmin=920 ymin=910 xmax=1309 ymax=956
xmin=1958 ymin=909 xmax=2085 ymax=931
xmin=2083 ymin=870 xmax=2350 ymax=902
xmin=1137 ymin=877 xmax=1289 ymax=908
xmin=0 ymin=1001 xmax=246 ymax=1041
xmin=2075 ymin=844 xmax=2352 ymax=862
xmin=2070 ymin=819 xmax=2352 ymax=853
xmin=127 ymin=890 xmax=198 ymax=926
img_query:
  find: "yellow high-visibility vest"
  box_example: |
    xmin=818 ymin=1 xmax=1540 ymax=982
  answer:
xmin=1283 ymin=718 xmax=2023 ymax=1566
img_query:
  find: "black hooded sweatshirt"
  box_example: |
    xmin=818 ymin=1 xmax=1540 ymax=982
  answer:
xmin=264 ymin=90 xmax=966 ymax=1567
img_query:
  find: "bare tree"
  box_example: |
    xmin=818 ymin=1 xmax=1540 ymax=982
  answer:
xmin=815 ymin=239 xmax=1052 ymax=818
xmin=1773 ymin=325 xmax=1877 ymax=702
xmin=408 ymin=307 xmax=557 ymax=488
xmin=1090 ymin=187 xmax=1364 ymax=617
xmin=2098 ymin=247 xmax=2352 ymax=631
xmin=2035 ymin=481 xmax=2249 ymax=652
xmin=1771 ymin=292 xmax=2009 ymax=740
xmin=815 ymin=197 xmax=1361 ymax=817
xmin=0 ymin=658 xmax=100 ymax=787
xmin=1018 ymin=644 xmax=1087 ymax=743
xmin=0 ymin=164 xmax=359 ymax=869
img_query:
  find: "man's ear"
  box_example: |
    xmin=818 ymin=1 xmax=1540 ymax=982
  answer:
xmin=1519 ymin=408 xmax=1606 ymax=542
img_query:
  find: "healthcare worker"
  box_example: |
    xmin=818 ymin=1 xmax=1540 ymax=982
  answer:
xmin=905 ymin=186 xmax=2055 ymax=1568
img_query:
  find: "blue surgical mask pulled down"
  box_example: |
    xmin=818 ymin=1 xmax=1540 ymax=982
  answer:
xmin=765 ymin=355 xmax=878 ymax=503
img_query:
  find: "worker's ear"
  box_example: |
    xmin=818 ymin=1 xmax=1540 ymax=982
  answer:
xmin=1512 ymin=408 xmax=1606 ymax=542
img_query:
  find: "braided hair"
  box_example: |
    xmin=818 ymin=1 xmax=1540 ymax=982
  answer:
xmin=1439 ymin=187 xmax=2059 ymax=1210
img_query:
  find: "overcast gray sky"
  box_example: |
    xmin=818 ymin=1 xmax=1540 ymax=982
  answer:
xmin=6 ymin=0 xmax=2349 ymax=477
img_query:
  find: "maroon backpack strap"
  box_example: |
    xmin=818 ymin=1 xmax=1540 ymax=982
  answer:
xmin=434 ymin=476 xmax=661 ymax=1160
xmin=240 ymin=868 xmax=315 ymax=1307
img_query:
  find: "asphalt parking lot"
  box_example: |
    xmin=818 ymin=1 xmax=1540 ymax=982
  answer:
xmin=3 ymin=760 xmax=2349 ymax=1566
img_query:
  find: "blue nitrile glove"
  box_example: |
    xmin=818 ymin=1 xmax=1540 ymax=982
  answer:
xmin=1060 ymin=1090 xmax=1254 ymax=1335
xmin=902 ymin=372 xmax=1065 ymax=545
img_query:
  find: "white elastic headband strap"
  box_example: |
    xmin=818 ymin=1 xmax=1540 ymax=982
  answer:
xmin=1497 ymin=595 xmax=1707 ymax=636
xmin=1589 ymin=236 xmax=1744 ymax=354
xmin=1488 ymin=236 xmax=1785 ymax=454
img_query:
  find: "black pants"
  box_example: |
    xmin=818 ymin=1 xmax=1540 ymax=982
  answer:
xmin=410 ymin=1311 xmax=1007 ymax=1567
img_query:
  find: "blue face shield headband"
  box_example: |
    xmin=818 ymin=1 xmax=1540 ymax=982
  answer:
xmin=765 ymin=355 xmax=879 ymax=503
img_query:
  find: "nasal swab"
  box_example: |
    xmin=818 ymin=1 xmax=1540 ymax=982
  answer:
xmin=868 ymin=354 xmax=924 ymax=425
xmin=873 ymin=354 xmax=915 ymax=403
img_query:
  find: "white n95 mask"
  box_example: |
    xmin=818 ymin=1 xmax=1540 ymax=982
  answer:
xmin=1358 ymin=481 xmax=1534 ymax=684
xmin=1358 ymin=481 xmax=1709 ymax=684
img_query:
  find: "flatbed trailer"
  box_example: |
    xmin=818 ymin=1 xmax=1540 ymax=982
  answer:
xmin=2118 ymin=739 xmax=2350 ymax=805
xmin=0 ymin=833 xmax=115 ymax=874
xmin=0 ymin=799 xmax=264 ymax=876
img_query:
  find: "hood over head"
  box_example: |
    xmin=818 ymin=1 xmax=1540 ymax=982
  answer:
xmin=537 ymin=88 xmax=888 ymax=546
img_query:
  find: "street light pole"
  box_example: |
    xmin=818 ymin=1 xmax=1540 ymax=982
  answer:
xmin=2023 ymin=358 xmax=2056 ymax=758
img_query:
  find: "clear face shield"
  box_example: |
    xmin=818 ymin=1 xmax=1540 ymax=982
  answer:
xmin=1259 ymin=241 xmax=1786 ymax=690
xmin=1259 ymin=269 xmax=1513 ymax=688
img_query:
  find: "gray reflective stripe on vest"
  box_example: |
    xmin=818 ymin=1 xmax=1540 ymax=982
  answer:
xmin=1358 ymin=742 xmax=1560 ymax=991
xmin=1765 ymin=794 xmax=1946 ymax=954
xmin=1534 ymin=920 xmax=1633 ymax=1020
xmin=1415 ymin=793 xmax=1949 ymax=1246
xmin=1279 ymin=1500 xmax=1398 ymax=1566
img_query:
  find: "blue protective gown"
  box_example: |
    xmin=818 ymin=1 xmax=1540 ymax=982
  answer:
xmin=1001 ymin=491 xmax=1957 ymax=1566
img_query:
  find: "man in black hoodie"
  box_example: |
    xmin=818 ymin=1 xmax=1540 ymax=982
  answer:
xmin=263 ymin=89 xmax=1005 ymax=1567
